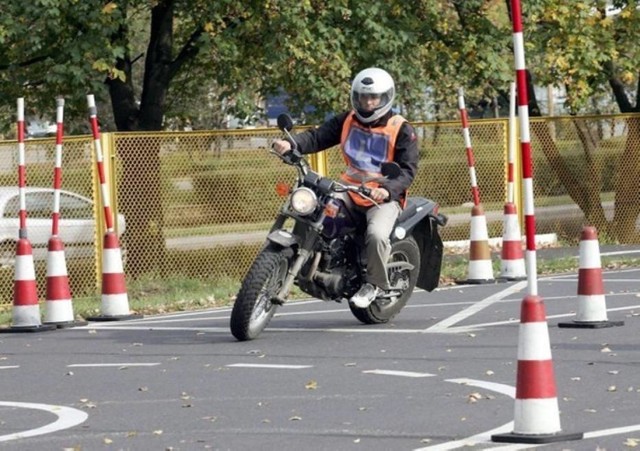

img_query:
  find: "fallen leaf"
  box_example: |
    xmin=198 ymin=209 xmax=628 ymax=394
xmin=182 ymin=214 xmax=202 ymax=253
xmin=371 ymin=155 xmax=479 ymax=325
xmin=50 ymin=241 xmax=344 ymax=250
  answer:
xmin=289 ymin=416 xmax=302 ymax=421
xmin=467 ymin=392 xmax=483 ymax=403
xmin=153 ymin=430 xmax=163 ymax=435
xmin=623 ymin=438 xmax=639 ymax=447
xmin=608 ymin=386 xmax=617 ymax=392
xmin=103 ymin=438 xmax=113 ymax=444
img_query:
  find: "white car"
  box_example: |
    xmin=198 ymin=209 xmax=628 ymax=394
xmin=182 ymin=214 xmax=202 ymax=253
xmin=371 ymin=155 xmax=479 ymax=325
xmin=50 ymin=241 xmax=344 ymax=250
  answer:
xmin=0 ymin=187 xmax=125 ymax=266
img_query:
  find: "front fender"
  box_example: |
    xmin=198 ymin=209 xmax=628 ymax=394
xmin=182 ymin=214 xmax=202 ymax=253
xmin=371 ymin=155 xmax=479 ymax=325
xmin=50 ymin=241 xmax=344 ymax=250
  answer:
xmin=266 ymin=229 xmax=299 ymax=249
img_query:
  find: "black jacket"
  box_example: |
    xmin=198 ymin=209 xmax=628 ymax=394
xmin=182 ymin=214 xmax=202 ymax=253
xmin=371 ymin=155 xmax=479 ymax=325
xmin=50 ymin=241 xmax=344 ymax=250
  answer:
xmin=291 ymin=111 xmax=419 ymax=203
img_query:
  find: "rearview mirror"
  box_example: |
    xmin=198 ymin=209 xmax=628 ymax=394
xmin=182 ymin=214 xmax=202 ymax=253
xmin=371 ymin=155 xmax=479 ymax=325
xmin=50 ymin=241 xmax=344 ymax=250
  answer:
xmin=277 ymin=114 xmax=294 ymax=132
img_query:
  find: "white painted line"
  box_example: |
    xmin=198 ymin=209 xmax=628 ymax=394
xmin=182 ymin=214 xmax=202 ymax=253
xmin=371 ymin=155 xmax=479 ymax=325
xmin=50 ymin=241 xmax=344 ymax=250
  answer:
xmin=0 ymin=401 xmax=88 ymax=443
xmin=0 ymin=366 xmax=19 ymax=370
xmin=67 ymin=363 xmax=161 ymax=368
xmin=363 ymin=369 xmax=435 ymax=378
xmin=585 ymin=423 xmax=640 ymax=439
xmin=601 ymin=250 xmax=640 ymax=256
xmin=416 ymin=378 xmax=640 ymax=450
xmin=414 ymin=378 xmax=515 ymax=450
xmin=425 ymin=281 xmax=527 ymax=332
xmin=437 ymin=303 xmax=640 ymax=333
xmin=226 ymin=363 xmax=312 ymax=369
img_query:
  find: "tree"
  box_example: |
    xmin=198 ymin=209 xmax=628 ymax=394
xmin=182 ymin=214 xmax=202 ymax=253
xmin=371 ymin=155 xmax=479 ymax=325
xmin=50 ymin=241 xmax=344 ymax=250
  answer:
xmin=520 ymin=0 xmax=640 ymax=242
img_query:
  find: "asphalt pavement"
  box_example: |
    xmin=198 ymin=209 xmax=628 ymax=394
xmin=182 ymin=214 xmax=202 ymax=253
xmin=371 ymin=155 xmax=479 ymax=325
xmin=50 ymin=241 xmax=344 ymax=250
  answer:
xmin=0 ymin=252 xmax=639 ymax=450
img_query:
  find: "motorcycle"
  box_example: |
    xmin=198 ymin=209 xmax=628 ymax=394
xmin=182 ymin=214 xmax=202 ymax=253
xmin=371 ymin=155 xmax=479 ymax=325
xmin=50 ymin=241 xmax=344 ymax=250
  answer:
xmin=230 ymin=114 xmax=447 ymax=341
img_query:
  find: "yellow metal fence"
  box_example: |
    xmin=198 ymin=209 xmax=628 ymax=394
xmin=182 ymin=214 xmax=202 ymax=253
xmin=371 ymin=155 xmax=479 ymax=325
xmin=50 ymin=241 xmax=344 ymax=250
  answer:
xmin=0 ymin=114 xmax=639 ymax=304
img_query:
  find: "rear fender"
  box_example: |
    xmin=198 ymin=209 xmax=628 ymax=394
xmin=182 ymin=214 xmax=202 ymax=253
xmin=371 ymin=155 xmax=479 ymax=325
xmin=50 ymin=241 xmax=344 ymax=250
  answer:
xmin=411 ymin=217 xmax=444 ymax=292
xmin=390 ymin=198 xmax=444 ymax=292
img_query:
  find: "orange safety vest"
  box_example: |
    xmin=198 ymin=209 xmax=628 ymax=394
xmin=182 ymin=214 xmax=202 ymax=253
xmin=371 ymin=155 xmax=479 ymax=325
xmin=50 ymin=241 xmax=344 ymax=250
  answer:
xmin=340 ymin=111 xmax=406 ymax=208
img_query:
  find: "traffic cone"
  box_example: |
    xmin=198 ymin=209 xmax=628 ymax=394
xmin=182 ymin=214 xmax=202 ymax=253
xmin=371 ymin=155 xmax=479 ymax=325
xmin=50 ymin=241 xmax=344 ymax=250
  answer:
xmin=86 ymin=231 xmax=141 ymax=321
xmin=499 ymin=202 xmax=526 ymax=281
xmin=0 ymin=239 xmax=55 ymax=333
xmin=492 ymin=294 xmax=583 ymax=444
xmin=456 ymin=204 xmax=495 ymax=284
xmin=43 ymin=236 xmax=87 ymax=328
xmin=559 ymin=226 xmax=624 ymax=329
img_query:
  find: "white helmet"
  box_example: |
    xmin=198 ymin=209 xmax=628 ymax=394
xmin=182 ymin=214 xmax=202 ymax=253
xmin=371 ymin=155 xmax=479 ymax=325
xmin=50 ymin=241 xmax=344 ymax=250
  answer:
xmin=350 ymin=67 xmax=395 ymax=124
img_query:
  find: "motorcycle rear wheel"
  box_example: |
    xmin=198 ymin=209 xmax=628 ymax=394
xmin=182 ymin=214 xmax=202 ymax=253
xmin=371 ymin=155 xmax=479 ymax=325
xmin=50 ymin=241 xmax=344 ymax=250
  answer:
xmin=230 ymin=247 xmax=289 ymax=341
xmin=350 ymin=236 xmax=420 ymax=324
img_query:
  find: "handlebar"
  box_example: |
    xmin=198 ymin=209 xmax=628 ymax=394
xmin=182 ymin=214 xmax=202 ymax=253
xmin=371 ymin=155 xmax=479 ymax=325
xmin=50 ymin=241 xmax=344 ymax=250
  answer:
xmin=270 ymin=144 xmax=385 ymax=207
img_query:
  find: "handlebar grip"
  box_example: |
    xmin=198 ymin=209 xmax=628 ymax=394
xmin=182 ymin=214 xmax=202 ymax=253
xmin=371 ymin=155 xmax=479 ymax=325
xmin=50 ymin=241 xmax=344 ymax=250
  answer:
xmin=284 ymin=149 xmax=302 ymax=164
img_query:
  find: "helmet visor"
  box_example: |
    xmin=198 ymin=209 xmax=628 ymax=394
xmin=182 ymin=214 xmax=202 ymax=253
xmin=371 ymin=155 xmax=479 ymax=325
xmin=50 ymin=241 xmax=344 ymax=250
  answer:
xmin=352 ymin=88 xmax=393 ymax=117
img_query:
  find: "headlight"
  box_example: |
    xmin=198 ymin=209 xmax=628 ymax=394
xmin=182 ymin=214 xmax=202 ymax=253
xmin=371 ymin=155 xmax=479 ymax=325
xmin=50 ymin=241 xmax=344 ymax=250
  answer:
xmin=290 ymin=187 xmax=318 ymax=215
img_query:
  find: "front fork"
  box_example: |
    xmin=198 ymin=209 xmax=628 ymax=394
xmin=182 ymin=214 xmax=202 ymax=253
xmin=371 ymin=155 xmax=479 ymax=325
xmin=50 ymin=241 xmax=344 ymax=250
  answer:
xmin=270 ymin=214 xmax=325 ymax=305
xmin=273 ymin=247 xmax=311 ymax=304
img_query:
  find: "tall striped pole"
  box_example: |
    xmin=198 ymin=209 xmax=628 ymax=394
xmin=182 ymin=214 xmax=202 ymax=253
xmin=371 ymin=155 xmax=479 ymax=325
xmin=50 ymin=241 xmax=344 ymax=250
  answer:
xmin=458 ymin=87 xmax=481 ymax=207
xmin=44 ymin=97 xmax=86 ymax=328
xmin=3 ymin=98 xmax=55 ymax=333
xmin=85 ymin=95 xmax=140 ymax=321
xmin=456 ymin=88 xmax=494 ymax=284
xmin=492 ymin=1 xmax=582 ymax=443
xmin=499 ymin=82 xmax=526 ymax=281
xmin=507 ymin=82 xmax=517 ymax=205
xmin=87 ymin=96 xmax=114 ymax=233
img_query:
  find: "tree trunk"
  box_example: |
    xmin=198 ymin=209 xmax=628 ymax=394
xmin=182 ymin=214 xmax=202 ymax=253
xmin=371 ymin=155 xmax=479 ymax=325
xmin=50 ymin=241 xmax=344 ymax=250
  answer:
xmin=525 ymin=71 xmax=608 ymax=233
xmin=107 ymin=1 xmax=176 ymax=278
xmin=612 ymin=117 xmax=640 ymax=243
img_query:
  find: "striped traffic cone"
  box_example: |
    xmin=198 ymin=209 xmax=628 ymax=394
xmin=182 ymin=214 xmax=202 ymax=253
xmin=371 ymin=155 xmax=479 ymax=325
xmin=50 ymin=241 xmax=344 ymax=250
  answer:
xmin=559 ymin=226 xmax=624 ymax=329
xmin=456 ymin=204 xmax=495 ymax=284
xmin=499 ymin=202 xmax=526 ymax=281
xmin=86 ymin=231 xmax=141 ymax=321
xmin=492 ymin=294 xmax=583 ymax=444
xmin=43 ymin=236 xmax=87 ymax=328
xmin=1 ymin=239 xmax=55 ymax=333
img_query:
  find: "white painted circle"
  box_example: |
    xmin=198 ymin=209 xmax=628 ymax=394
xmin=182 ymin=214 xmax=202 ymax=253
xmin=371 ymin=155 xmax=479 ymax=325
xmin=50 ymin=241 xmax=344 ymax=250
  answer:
xmin=0 ymin=401 xmax=88 ymax=442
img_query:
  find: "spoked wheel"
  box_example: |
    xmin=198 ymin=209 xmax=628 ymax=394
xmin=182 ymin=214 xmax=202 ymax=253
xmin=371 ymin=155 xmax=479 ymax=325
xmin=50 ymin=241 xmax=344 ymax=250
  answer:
xmin=350 ymin=236 xmax=420 ymax=324
xmin=230 ymin=247 xmax=289 ymax=341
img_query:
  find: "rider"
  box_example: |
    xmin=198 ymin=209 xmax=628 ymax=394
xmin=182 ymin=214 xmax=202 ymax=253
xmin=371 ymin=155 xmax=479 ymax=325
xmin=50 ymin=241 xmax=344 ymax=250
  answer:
xmin=272 ymin=67 xmax=419 ymax=308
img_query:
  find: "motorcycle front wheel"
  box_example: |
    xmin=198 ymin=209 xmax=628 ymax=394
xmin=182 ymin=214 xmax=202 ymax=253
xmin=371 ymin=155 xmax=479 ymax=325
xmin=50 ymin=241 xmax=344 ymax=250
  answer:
xmin=230 ymin=246 xmax=289 ymax=341
xmin=350 ymin=236 xmax=420 ymax=324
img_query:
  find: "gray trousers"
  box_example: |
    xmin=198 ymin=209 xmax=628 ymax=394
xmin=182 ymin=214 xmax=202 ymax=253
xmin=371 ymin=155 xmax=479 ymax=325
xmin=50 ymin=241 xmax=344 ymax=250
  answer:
xmin=338 ymin=193 xmax=402 ymax=290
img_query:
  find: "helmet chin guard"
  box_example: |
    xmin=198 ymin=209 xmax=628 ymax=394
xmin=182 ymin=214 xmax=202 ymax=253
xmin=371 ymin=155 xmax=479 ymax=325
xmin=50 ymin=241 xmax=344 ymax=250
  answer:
xmin=351 ymin=67 xmax=395 ymax=124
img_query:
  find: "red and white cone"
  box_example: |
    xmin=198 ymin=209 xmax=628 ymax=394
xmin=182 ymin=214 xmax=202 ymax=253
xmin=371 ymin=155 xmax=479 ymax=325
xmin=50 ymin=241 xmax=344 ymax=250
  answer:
xmin=456 ymin=204 xmax=495 ymax=284
xmin=1 ymin=239 xmax=55 ymax=333
xmin=499 ymin=202 xmax=526 ymax=281
xmin=86 ymin=231 xmax=141 ymax=321
xmin=559 ymin=226 xmax=624 ymax=329
xmin=492 ymin=295 xmax=582 ymax=443
xmin=43 ymin=236 xmax=87 ymax=328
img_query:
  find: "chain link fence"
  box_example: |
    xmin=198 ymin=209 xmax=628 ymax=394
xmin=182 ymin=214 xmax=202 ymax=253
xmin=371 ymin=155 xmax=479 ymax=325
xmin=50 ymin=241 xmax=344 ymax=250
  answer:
xmin=0 ymin=114 xmax=638 ymax=304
